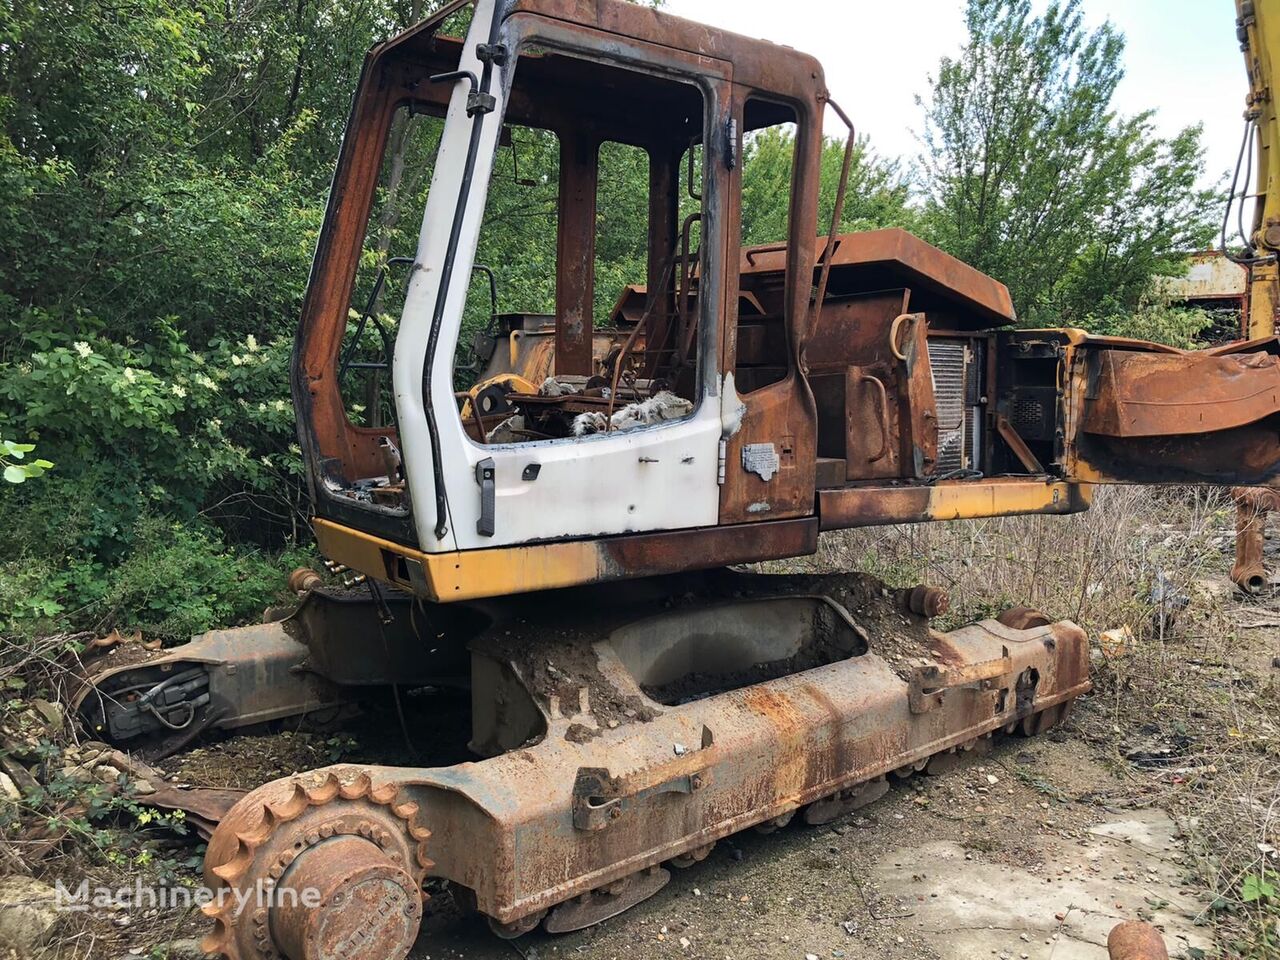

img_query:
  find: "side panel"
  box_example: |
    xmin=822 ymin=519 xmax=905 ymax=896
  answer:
xmin=717 ymin=91 xmax=823 ymax=524
xmin=1063 ymin=337 xmax=1280 ymax=487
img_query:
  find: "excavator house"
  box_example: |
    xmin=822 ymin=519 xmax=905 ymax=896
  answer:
xmin=73 ymin=2 xmax=1280 ymax=958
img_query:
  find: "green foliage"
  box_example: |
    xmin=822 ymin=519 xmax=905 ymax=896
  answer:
xmin=0 ymin=512 xmax=311 ymax=642
xmin=1 ymin=438 xmax=52 ymax=484
xmin=0 ymin=736 xmax=199 ymax=880
xmin=1242 ymin=871 xmax=1276 ymax=904
xmin=1087 ymin=300 xmax=1214 ymax=349
xmin=741 ymin=128 xmax=915 ymax=246
xmin=917 ymin=0 xmax=1219 ymax=329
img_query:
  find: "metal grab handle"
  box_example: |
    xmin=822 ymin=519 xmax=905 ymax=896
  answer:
xmin=888 ymin=313 xmax=912 ymax=362
xmin=860 ymin=374 xmax=890 ymax=463
xmin=745 ymin=242 xmax=788 ymax=265
xmin=475 ymin=458 xmax=496 ymax=537
xmin=572 ymin=743 xmax=715 ymax=831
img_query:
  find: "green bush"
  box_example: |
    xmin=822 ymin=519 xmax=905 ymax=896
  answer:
xmin=0 ymin=513 xmax=310 ymax=642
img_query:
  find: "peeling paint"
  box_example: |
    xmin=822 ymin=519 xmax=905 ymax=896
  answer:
xmin=746 ymin=501 xmax=772 ymax=514
xmin=720 ymin=371 xmax=747 ymax=438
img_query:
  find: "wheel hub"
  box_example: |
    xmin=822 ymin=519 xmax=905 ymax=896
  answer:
xmin=271 ymin=835 xmax=421 ymax=960
xmin=201 ymin=770 xmax=431 ymax=960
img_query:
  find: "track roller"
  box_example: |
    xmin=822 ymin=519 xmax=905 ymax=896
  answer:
xmin=488 ymin=910 xmax=546 ymax=939
xmin=669 ymin=842 xmax=715 ymax=868
xmin=753 ymin=810 xmax=796 ymax=834
xmin=803 ymin=776 xmax=890 ymax=825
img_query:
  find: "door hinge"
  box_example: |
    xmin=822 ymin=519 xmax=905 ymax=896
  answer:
xmin=717 ymin=438 xmax=727 ymax=485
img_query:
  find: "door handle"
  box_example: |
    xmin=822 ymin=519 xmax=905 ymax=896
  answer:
xmin=475 ymin=458 xmax=496 ymax=537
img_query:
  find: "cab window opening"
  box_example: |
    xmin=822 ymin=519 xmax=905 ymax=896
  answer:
xmin=455 ymin=46 xmax=710 ymax=446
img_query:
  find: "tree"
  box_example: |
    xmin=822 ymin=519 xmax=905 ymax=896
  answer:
xmin=740 ymin=128 xmax=914 ymax=247
xmin=917 ymin=0 xmax=1219 ymax=328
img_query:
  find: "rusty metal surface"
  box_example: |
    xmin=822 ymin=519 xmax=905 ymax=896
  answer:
xmin=555 ymin=128 xmax=598 ymax=377
xmin=1082 ymin=343 xmax=1280 ymax=437
xmin=816 ymin=479 xmax=1091 ymax=531
xmin=288 ymin=567 xmax=322 ymax=594
xmin=145 ymin=782 xmax=248 ymax=842
xmin=1157 ymin=250 xmax=1248 ymax=302
xmin=1231 ymin=486 xmax=1280 ymax=592
xmin=201 ymin=580 xmax=1091 ymax=955
xmin=510 ymin=0 xmax=827 ymax=105
xmin=996 ymin=606 xmax=1051 ymax=630
xmin=1107 ymin=920 xmax=1170 ymax=960
xmin=906 ymin=584 xmax=949 ymax=618
xmin=1068 ymin=337 xmax=1280 ymax=487
xmin=718 ymin=379 xmax=818 ymax=524
xmin=75 ymin=621 xmax=347 ymax=757
xmin=599 ymin=516 xmax=818 ymax=577
xmin=75 ymin=587 xmax=481 ymax=755
xmin=201 ymin=770 xmax=433 ymax=960
xmin=742 ymin=228 xmax=1016 ymax=327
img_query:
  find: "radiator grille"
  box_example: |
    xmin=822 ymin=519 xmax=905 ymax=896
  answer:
xmin=929 ymin=340 xmax=969 ymax=474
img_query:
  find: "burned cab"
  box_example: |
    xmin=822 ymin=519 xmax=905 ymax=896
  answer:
xmin=293 ymin=0 xmax=828 ymax=570
xmin=294 ymin=0 xmax=1280 ymax=608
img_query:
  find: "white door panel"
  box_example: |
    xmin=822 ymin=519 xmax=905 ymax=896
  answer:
xmin=442 ymin=404 xmax=721 ymax=550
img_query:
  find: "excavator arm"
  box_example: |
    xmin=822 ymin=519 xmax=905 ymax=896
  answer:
xmin=1237 ymin=0 xmax=1280 ymax=324
xmin=1224 ymin=0 xmax=1280 ymax=590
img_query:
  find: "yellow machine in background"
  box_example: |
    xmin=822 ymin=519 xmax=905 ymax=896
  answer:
xmin=1231 ymin=0 xmax=1280 ymax=592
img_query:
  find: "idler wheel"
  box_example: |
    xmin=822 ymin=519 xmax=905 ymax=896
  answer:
xmin=271 ymin=835 xmax=421 ymax=960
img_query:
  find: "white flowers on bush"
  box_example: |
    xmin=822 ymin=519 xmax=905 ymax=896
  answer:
xmin=73 ymin=341 xmax=93 ymax=358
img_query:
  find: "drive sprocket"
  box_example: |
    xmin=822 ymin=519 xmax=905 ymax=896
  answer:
xmin=200 ymin=766 xmax=432 ymax=960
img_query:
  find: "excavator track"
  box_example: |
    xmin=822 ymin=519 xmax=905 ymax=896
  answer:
xmin=192 ymin=572 xmax=1089 ymax=960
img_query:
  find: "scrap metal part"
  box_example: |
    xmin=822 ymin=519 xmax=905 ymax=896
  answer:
xmin=198 ymin=574 xmax=1090 ymax=960
xmin=201 ymin=770 xmax=433 ymax=960
xmin=1231 ymin=486 xmax=1280 ymax=593
xmin=73 ymin=585 xmax=477 ymax=758
xmin=1107 ymin=920 xmax=1170 ymax=960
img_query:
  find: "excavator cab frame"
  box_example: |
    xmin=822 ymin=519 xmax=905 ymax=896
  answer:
xmin=293 ymin=0 xmax=828 ymax=560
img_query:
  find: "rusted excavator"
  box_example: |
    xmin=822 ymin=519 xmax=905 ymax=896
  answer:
xmin=74 ymin=2 xmax=1280 ymax=958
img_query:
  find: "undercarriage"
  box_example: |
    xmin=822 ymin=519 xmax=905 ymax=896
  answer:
xmin=78 ymin=570 xmax=1089 ymax=959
